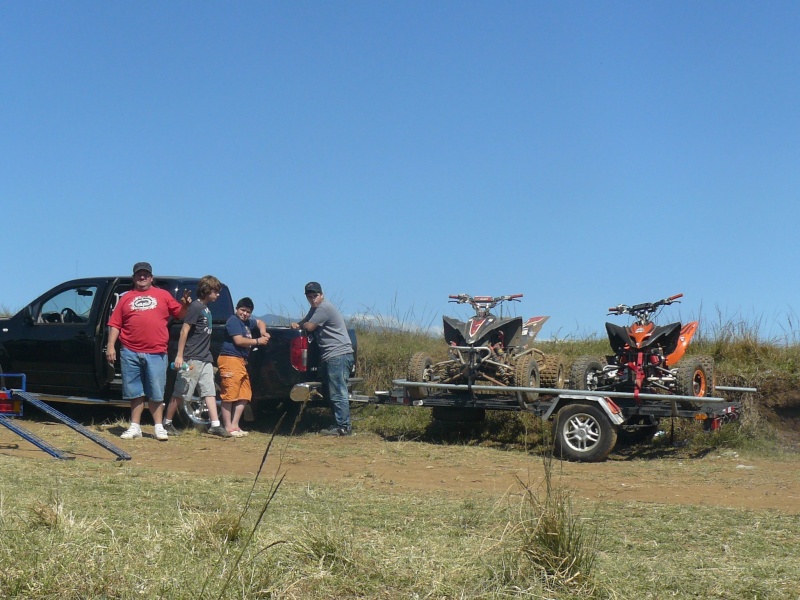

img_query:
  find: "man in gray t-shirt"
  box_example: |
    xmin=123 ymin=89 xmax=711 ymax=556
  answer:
xmin=291 ymin=281 xmax=355 ymax=436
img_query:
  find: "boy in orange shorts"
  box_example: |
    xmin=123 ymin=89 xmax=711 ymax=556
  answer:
xmin=217 ymin=297 xmax=269 ymax=436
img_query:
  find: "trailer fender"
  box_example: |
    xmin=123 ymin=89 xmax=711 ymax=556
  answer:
xmin=543 ymin=394 xmax=626 ymax=426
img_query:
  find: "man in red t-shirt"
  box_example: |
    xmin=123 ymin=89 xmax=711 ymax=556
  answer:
xmin=106 ymin=262 xmax=191 ymax=441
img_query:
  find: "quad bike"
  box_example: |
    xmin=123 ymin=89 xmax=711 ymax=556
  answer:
xmin=406 ymin=293 xmax=566 ymax=417
xmin=567 ymin=293 xmax=715 ymax=443
xmin=569 ymin=293 xmax=715 ymax=398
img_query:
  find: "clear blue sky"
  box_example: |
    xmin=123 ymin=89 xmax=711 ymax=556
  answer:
xmin=3 ymin=2 xmax=799 ymax=340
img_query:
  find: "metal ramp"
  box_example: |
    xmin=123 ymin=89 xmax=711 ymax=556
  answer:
xmin=0 ymin=376 xmax=130 ymax=461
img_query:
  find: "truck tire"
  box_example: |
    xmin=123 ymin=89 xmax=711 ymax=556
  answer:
xmin=539 ymin=354 xmax=566 ymax=389
xmin=431 ymin=406 xmax=486 ymax=423
xmin=675 ymin=358 xmax=708 ymax=397
xmin=407 ymin=352 xmax=434 ymax=400
xmin=569 ymin=356 xmax=604 ymax=390
xmin=514 ymin=354 xmax=540 ymax=404
xmin=553 ymin=403 xmax=617 ymax=462
xmin=177 ymin=393 xmax=214 ymax=430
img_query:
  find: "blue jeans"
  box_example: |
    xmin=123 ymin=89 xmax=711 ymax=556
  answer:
xmin=120 ymin=347 xmax=168 ymax=401
xmin=320 ymin=352 xmax=354 ymax=430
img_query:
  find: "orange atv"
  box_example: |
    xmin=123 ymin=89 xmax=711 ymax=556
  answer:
xmin=569 ymin=293 xmax=714 ymax=401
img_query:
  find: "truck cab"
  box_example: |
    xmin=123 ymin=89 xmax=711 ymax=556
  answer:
xmin=0 ymin=277 xmax=234 ymax=398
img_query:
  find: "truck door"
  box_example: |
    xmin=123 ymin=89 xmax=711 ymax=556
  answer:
xmin=7 ymin=283 xmax=103 ymax=393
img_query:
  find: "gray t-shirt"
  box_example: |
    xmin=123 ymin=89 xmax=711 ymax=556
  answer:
xmin=183 ymin=300 xmax=213 ymax=362
xmin=303 ymin=300 xmax=353 ymax=361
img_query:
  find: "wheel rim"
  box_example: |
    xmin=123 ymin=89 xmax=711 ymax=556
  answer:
xmin=180 ymin=394 xmax=211 ymax=427
xmin=692 ymin=369 xmax=707 ymax=396
xmin=563 ymin=413 xmax=602 ymax=453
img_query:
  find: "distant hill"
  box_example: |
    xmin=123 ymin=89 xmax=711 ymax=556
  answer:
xmin=257 ymin=313 xmax=293 ymax=326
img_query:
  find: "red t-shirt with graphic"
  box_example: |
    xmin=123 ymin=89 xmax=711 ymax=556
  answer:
xmin=108 ymin=287 xmax=184 ymax=354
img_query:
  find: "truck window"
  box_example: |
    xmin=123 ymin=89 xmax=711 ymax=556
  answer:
xmin=37 ymin=286 xmax=98 ymax=324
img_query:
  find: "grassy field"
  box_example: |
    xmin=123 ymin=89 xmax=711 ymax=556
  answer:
xmin=2 ymin=312 xmax=799 ymax=598
xmin=1 ymin=443 xmax=798 ymax=599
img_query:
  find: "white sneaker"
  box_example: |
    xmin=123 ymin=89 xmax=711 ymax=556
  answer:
xmin=228 ymin=429 xmax=246 ymax=438
xmin=154 ymin=424 xmax=168 ymax=441
xmin=120 ymin=425 xmax=142 ymax=440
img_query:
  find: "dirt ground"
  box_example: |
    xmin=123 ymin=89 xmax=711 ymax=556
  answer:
xmin=2 ymin=411 xmax=798 ymax=515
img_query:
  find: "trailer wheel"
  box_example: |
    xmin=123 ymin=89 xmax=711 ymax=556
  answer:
xmin=569 ymin=356 xmax=604 ymax=390
xmin=514 ymin=354 xmax=540 ymax=404
xmin=407 ymin=352 xmax=434 ymax=400
xmin=553 ymin=403 xmax=617 ymax=462
xmin=675 ymin=358 xmax=708 ymax=397
xmin=539 ymin=354 xmax=566 ymax=389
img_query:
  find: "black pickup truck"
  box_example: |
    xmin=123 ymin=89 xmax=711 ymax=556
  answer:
xmin=0 ymin=276 xmax=358 ymax=426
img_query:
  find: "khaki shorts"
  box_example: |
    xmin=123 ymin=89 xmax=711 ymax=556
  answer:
xmin=173 ymin=360 xmax=216 ymax=400
xmin=217 ymin=355 xmax=252 ymax=402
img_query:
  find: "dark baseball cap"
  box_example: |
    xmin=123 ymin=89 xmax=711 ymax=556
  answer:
xmin=132 ymin=262 xmax=152 ymax=274
xmin=304 ymin=281 xmax=322 ymax=294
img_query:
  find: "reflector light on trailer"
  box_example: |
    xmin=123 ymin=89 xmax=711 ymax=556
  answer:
xmin=605 ymin=398 xmax=622 ymax=414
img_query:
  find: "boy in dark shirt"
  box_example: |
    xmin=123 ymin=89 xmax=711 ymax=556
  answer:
xmin=164 ymin=275 xmax=230 ymax=438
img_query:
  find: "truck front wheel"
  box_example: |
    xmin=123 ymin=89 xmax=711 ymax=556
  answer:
xmin=553 ymin=403 xmax=617 ymax=462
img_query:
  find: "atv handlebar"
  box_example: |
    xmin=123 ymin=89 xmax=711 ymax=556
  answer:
xmin=607 ymin=293 xmax=683 ymax=321
xmin=448 ymin=293 xmax=523 ymax=313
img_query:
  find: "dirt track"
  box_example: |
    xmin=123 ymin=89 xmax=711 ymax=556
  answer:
xmin=2 ymin=420 xmax=798 ymax=514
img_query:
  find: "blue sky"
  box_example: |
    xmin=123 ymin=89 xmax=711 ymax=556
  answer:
xmin=3 ymin=2 xmax=799 ymax=340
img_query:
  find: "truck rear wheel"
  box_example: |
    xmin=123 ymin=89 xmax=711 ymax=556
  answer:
xmin=569 ymin=356 xmax=603 ymax=390
xmin=407 ymin=352 xmax=433 ymax=400
xmin=177 ymin=394 xmax=215 ymax=430
xmin=553 ymin=403 xmax=617 ymax=462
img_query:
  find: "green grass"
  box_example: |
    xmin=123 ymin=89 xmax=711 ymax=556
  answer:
xmin=1 ymin=450 xmax=798 ymax=599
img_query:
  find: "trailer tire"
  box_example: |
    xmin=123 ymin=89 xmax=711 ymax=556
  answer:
xmin=553 ymin=403 xmax=617 ymax=462
xmin=569 ymin=356 xmax=604 ymax=390
xmin=675 ymin=358 xmax=708 ymax=397
xmin=514 ymin=354 xmax=540 ymax=404
xmin=431 ymin=406 xmax=486 ymax=423
xmin=407 ymin=352 xmax=434 ymax=400
xmin=539 ymin=354 xmax=566 ymax=389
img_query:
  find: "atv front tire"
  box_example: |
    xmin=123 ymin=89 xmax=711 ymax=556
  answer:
xmin=407 ymin=352 xmax=433 ymax=400
xmin=569 ymin=356 xmax=604 ymax=390
xmin=514 ymin=354 xmax=540 ymax=404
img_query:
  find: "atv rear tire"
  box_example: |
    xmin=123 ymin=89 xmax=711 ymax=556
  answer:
xmin=675 ymin=358 xmax=709 ymax=397
xmin=539 ymin=354 xmax=566 ymax=389
xmin=514 ymin=354 xmax=540 ymax=404
xmin=407 ymin=352 xmax=433 ymax=400
xmin=553 ymin=402 xmax=618 ymax=462
xmin=569 ymin=356 xmax=604 ymax=390
xmin=696 ymin=355 xmax=716 ymax=395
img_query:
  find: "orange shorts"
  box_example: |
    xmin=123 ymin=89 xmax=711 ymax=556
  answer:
xmin=217 ymin=355 xmax=252 ymax=402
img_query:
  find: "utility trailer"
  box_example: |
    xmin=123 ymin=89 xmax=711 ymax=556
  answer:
xmin=370 ymin=380 xmax=752 ymax=462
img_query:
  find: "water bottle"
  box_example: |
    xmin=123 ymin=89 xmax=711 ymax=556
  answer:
xmin=170 ymin=362 xmax=192 ymax=372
